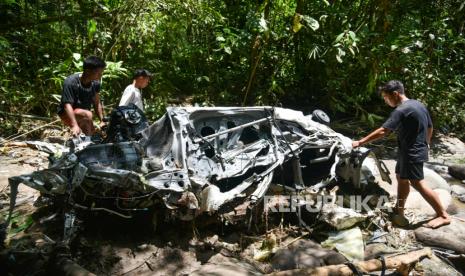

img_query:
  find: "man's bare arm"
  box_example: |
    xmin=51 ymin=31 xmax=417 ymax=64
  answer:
xmin=427 ymin=127 xmax=433 ymax=146
xmin=94 ymin=93 xmax=105 ymax=124
xmin=352 ymin=127 xmax=391 ymax=148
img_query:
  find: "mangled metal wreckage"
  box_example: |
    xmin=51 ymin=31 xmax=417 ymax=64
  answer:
xmin=8 ymin=106 xmax=390 ymax=228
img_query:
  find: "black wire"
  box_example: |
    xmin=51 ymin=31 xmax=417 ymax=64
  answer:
xmin=78 ymin=185 xmax=162 ymax=200
xmin=345 ymin=262 xmax=363 ymax=276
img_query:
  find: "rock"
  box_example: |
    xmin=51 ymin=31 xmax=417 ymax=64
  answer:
xmin=429 ymin=164 xmax=448 ymax=175
xmin=34 ymin=239 xmax=46 ymax=248
xmin=435 ymin=134 xmax=465 ymax=156
xmin=449 ymin=164 xmax=465 ymax=180
xmin=319 ymin=205 xmax=368 ymax=230
xmin=414 ymin=220 xmax=465 ymax=253
xmin=270 ymin=239 xmax=346 ymax=271
xmin=423 ymin=167 xmax=451 ymax=192
xmin=379 ymin=160 xmax=452 ymax=196
xmin=425 ymin=163 xmax=457 ymax=182
xmin=416 ymin=254 xmax=462 ymax=276
xmin=454 ymin=212 xmax=465 ymax=220
xmin=458 ymin=195 xmax=465 ymax=202
xmin=405 ymin=188 xmax=452 ymax=216
xmin=136 ymin=244 xmax=152 ymax=251
xmin=364 ymin=243 xmax=397 ymax=260
xmin=191 ymin=254 xmax=262 ymax=276
xmin=205 ymin=234 xmax=219 ymax=246
xmin=446 ymin=203 xmax=459 ymax=215
xmin=451 ymin=184 xmax=465 ymax=196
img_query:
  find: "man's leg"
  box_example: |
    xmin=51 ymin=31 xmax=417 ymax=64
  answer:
xmin=395 ymin=174 xmax=410 ymax=217
xmin=410 ymin=179 xmax=450 ymax=228
xmin=394 ymin=158 xmax=410 ymax=217
xmin=74 ymin=109 xmax=95 ymax=135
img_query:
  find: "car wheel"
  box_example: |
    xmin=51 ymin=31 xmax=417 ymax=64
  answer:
xmin=312 ymin=109 xmax=330 ymax=125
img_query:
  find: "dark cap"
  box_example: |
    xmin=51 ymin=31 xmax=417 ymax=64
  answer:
xmin=133 ymin=69 xmax=152 ymax=80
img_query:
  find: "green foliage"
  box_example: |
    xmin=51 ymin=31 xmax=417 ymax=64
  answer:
xmin=0 ymin=0 xmax=464 ymax=133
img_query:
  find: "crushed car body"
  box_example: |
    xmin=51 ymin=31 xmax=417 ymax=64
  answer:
xmin=8 ymin=106 xmax=391 ymax=227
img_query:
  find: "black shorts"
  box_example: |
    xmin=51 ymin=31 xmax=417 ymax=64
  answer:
xmin=395 ymin=158 xmax=424 ymax=180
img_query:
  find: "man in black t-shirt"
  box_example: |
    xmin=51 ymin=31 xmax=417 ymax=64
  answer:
xmin=58 ymin=56 xmax=106 ymax=136
xmin=352 ymin=80 xmax=450 ymax=228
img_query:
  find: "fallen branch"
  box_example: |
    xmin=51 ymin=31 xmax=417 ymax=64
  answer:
xmin=0 ymin=141 xmax=28 ymax=148
xmin=0 ymin=119 xmax=61 ymax=146
xmin=119 ymin=250 xmax=158 ymax=275
xmin=279 ymin=232 xmax=310 ymax=249
xmin=0 ymin=111 xmax=53 ymax=121
xmin=268 ymin=247 xmax=432 ymax=276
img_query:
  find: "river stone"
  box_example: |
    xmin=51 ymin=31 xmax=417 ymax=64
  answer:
xmin=191 ymin=254 xmax=262 ymax=276
xmin=417 ymin=254 xmax=462 ymax=276
xmin=449 ymin=164 xmax=465 ymax=180
xmin=378 ymin=160 xmax=451 ymax=196
xmin=455 ymin=212 xmax=465 ymax=219
xmin=423 ymin=167 xmax=451 ymax=192
xmin=451 ymin=184 xmax=465 ymax=196
xmin=364 ymin=243 xmax=398 ymax=260
xmin=414 ymin=220 xmax=465 ymax=253
xmin=405 ymin=188 xmax=452 ymax=216
xmin=428 ymin=164 xmax=448 ymax=175
xmin=270 ymin=239 xmax=346 ymax=271
xmin=436 ymin=135 xmax=465 ymax=156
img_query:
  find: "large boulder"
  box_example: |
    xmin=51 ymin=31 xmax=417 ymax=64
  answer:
xmin=449 ymin=164 xmax=465 ymax=180
xmin=364 ymin=243 xmax=398 ymax=260
xmin=417 ymin=254 xmax=462 ymax=276
xmin=423 ymin=167 xmax=451 ymax=192
xmin=405 ymin=188 xmax=452 ymax=216
xmin=433 ymin=134 xmax=465 ymax=158
xmin=451 ymin=184 xmax=465 ymax=196
xmin=270 ymin=239 xmax=346 ymax=271
xmin=379 ymin=160 xmax=451 ymax=195
xmin=414 ymin=220 xmax=465 ymax=253
xmin=191 ymin=254 xmax=262 ymax=276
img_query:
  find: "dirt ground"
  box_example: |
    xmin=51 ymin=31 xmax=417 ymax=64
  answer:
xmin=1 ymin=133 xmax=465 ymax=275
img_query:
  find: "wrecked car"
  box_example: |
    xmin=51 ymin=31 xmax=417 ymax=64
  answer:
xmin=8 ymin=106 xmax=390 ymax=234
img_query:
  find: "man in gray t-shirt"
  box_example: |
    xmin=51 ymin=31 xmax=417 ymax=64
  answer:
xmin=352 ymin=80 xmax=450 ymax=229
xmin=58 ymin=56 xmax=106 ymax=136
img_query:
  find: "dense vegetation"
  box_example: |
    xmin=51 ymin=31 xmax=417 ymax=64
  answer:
xmin=1 ymin=0 xmax=464 ymax=135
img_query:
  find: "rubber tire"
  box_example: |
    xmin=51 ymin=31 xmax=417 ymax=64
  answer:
xmin=312 ymin=109 xmax=330 ymax=125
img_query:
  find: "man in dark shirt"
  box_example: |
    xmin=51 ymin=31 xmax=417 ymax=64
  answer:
xmin=352 ymin=80 xmax=450 ymax=228
xmin=58 ymin=56 xmax=106 ymax=136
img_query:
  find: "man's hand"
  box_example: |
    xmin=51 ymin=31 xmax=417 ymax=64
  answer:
xmin=351 ymin=127 xmax=390 ymax=149
xmin=99 ymin=121 xmax=107 ymax=129
xmin=352 ymin=140 xmax=361 ymax=148
xmin=70 ymin=125 xmax=82 ymax=136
